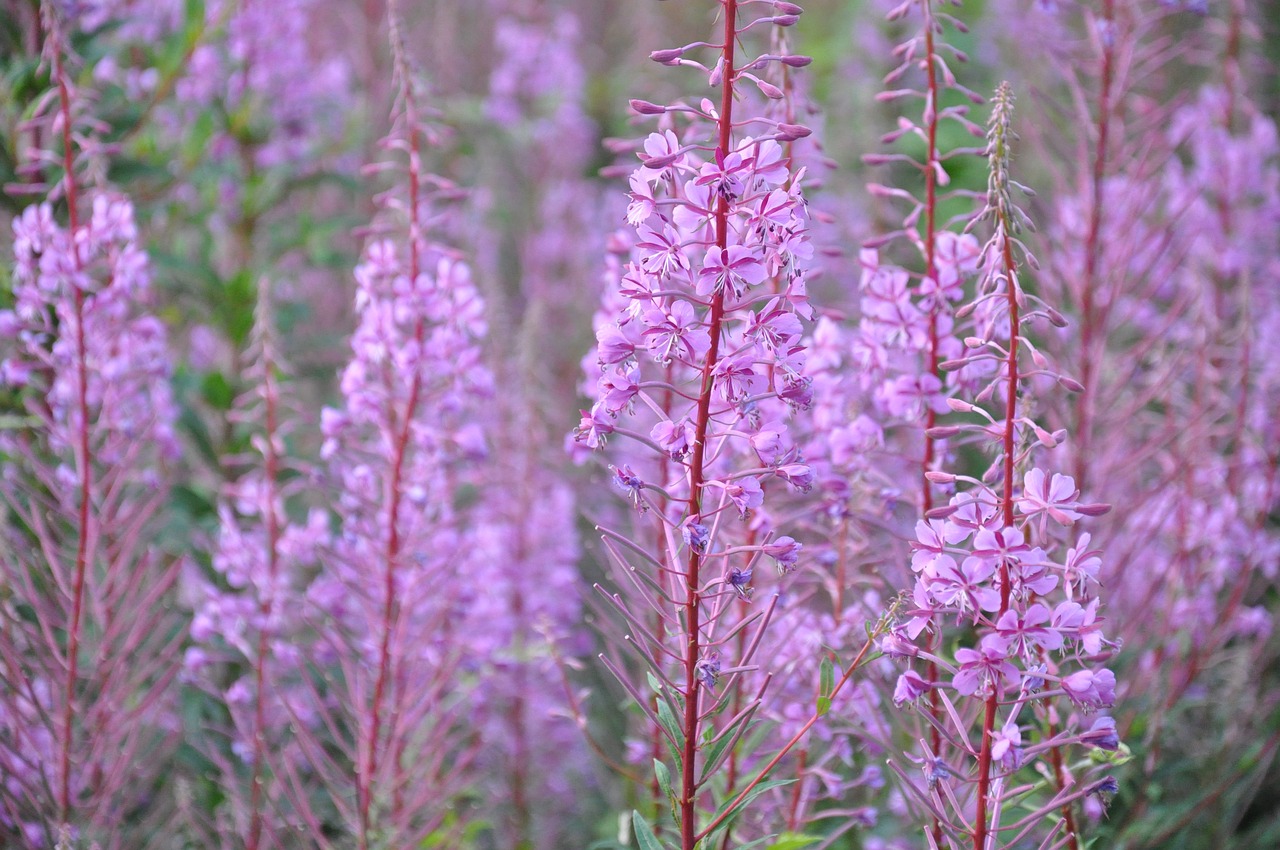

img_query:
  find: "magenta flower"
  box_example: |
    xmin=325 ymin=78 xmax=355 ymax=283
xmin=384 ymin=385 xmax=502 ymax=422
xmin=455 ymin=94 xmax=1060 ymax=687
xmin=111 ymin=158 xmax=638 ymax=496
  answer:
xmin=1061 ymin=668 xmax=1117 ymax=709
xmin=990 ymin=720 xmax=1024 ymax=771
xmin=651 ymin=418 xmax=695 ymax=459
xmin=893 ymin=670 xmax=932 ymax=706
xmin=926 ymin=555 xmax=1002 ymax=618
xmin=1018 ymin=468 xmax=1083 ymax=529
xmin=696 ymin=244 xmax=768 ymax=296
xmin=989 ymin=604 xmax=1065 ymax=656
xmin=952 ymin=639 xmax=1019 ymax=697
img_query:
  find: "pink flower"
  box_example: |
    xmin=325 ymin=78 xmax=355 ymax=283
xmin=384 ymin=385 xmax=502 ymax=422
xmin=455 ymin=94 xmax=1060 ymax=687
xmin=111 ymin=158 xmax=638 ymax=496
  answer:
xmin=724 ymin=476 xmax=765 ymax=518
xmin=989 ymin=604 xmax=1064 ymax=656
xmin=1061 ymin=668 xmax=1117 ymax=709
xmin=697 ymin=245 xmax=768 ymax=296
xmin=1018 ymin=468 xmax=1082 ymax=528
xmin=953 ymin=639 xmax=1019 ymax=697
xmin=893 ymin=670 xmax=931 ymax=706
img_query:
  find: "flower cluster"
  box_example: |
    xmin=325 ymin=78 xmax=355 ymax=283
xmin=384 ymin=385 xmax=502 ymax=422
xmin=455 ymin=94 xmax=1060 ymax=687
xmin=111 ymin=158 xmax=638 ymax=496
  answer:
xmin=0 ymin=119 xmax=180 ymax=850
xmin=5 ymin=198 xmax=178 ymax=461
xmin=884 ymin=84 xmax=1123 ymax=849
xmin=574 ymin=1 xmax=825 ymax=845
xmin=290 ymin=17 xmax=494 ymax=844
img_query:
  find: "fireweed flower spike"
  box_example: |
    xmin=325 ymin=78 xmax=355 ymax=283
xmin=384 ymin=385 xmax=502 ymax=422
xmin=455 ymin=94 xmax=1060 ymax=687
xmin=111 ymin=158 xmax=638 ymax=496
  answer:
xmin=884 ymin=84 xmax=1125 ymax=850
xmin=573 ymin=2 xmax=854 ymax=846
xmin=0 ymin=4 xmax=181 ymax=845
xmin=291 ymin=5 xmax=493 ymax=848
xmin=182 ymin=279 xmax=328 ymax=850
xmin=849 ymin=1 xmax=986 ymax=841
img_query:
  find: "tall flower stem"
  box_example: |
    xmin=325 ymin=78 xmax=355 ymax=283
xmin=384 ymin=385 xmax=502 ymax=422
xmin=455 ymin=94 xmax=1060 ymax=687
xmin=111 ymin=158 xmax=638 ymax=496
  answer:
xmin=972 ymin=90 xmax=1018 ymax=850
xmin=680 ymin=4 xmax=738 ymax=844
xmin=358 ymin=9 xmax=426 ymax=845
xmin=1073 ymin=0 xmax=1116 ymax=494
xmin=48 ymin=13 xmax=90 ymax=826
xmin=919 ymin=5 xmax=947 ymax=843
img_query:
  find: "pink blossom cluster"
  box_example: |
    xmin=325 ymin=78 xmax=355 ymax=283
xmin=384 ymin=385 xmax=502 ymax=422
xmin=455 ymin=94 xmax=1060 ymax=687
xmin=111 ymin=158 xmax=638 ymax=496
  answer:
xmin=882 ymin=84 xmax=1122 ymax=848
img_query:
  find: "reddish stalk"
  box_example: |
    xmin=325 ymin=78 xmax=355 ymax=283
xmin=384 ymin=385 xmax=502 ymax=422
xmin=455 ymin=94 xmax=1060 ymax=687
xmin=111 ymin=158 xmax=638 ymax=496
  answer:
xmin=50 ymin=22 xmax=90 ymax=826
xmin=358 ymin=37 xmax=428 ymax=845
xmin=678 ymin=3 xmax=738 ymax=847
xmin=919 ymin=5 xmax=946 ymax=844
xmin=1073 ymin=0 xmax=1116 ymax=494
xmin=972 ymin=203 xmax=1018 ymax=850
xmin=785 ymin=747 xmax=808 ymax=831
xmin=1062 ymin=7 xmax=1119 ymax=843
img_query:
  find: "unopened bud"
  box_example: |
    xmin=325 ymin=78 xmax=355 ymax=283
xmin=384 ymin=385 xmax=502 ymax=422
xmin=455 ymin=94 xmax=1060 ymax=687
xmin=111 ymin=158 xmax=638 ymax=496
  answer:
xmin=629 ymin=99 xmax=667 ymax=115
xmin=1058 ymin=375 xmax=1085 ymax=393
xmin=755 ymin=79 xmax=785 ymax=99
xmin=776 ymin=122 xmax=812 ymax=141
xmin=640 ymin=150 xmax=683 ymax=169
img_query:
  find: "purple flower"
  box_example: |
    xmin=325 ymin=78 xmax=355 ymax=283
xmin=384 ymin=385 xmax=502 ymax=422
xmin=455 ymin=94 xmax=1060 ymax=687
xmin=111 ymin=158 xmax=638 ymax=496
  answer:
xmin=728 ymin=567 xmax=754 ymax=600
xmin=774 ymin=462 xmax=814 ymax=492
xmin=695 ymin=653 xmax=722 ymax=690
xmin=991 ymin=720 xmax=1024 ymax=770
xmin=880 ymin=631 xmax=921 ymax=658
xmin=596 ymin=322 xmax=638 ymax=365
xmin=1061 ymin=668 xmax=1117 ymax=709
xmin=925 ymin=555 xmax=1000 ymax=618
xmin=763 ymin=535 xmax=802 ymax=573
xmin=989 ymin=604 xmax=1064 ymax=656
xmin=574 ymin=404 xmax=615 ymax=449
xmin=651 ymin=418 xmax=694 ymax=459
xmin=697 ymin=245 xmax=768 ymax=296
xmin=598 ymin=366 xmax=641 ymax=413
xmin=612 ymin=465 xmax=646 ymax=510
xmin=1082 ymin=716 xmax=1120 ymax=751
xmin=643 ymin=301 xmax=710 ymax=364
xmin=1018 ymin=468 xmax=1082 ymax=529
xmin=721 ymin=476 xmax=765 ymax=518
xmin=750 ymin=419 xmax=791 ymax=465
xmin=952 ymin=638 xmax=1019 ymax=696
xmin=714 ymin=354 xmax=763 ymax=403
xmin=893 ymin=670 xmax=931 ymax=706
xmin=684 ymin=520 xmax=711 ymax=554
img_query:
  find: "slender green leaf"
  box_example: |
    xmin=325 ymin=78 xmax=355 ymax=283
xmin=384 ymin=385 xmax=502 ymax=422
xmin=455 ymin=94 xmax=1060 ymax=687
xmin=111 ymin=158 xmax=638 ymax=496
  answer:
xmin=632 ymin=811 xmax=670 ymax=850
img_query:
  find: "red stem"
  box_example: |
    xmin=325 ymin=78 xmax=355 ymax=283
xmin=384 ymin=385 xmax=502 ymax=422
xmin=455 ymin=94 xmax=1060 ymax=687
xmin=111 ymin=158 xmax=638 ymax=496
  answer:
xmin=1073 ymin=0 xmax=1115 ymax=495
xmin=358 ymin=97 xmax=427 ymax=850
xmin=972 ymin=223 xmax=1018 ymax=850
xmin=919 ymin=4 xmax=946 ymax=844
xmin=679 ymin=4 xmax=737 ymax=846
xmin=51 ymin=24 xmax=90 ymax=826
